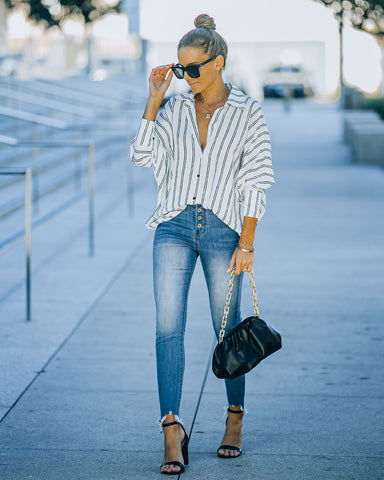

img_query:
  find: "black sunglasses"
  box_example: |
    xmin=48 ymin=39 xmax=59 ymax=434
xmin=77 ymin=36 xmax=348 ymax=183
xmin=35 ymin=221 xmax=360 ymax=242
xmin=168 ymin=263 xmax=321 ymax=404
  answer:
xmin=171 ymin=56 xmax=217 ymax=79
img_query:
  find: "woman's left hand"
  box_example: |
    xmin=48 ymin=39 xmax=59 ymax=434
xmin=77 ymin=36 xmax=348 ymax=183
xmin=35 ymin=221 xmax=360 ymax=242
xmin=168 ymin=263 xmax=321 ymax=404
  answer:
xmin=228 ymin=248 xmax=254 ymax=276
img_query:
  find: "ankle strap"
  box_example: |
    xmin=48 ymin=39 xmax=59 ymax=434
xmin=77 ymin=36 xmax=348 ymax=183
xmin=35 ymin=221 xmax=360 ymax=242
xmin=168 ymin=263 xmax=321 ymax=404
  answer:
xmin=227 ymin=408 xmax=243 ymax=415
xmin=162 ymin=421 xmax=180 ymax=428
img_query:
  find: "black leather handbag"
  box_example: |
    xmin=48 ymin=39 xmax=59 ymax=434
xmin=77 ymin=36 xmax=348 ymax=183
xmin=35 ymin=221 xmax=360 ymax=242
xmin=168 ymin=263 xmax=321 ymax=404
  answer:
xmin=212 ymin=269 xmax=282 ymax=380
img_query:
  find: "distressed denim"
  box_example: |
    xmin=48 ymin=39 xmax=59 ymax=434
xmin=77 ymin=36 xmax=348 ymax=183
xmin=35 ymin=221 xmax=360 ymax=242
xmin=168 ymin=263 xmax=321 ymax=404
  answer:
xmin=153 ymin=205 xmax=245 ymax=419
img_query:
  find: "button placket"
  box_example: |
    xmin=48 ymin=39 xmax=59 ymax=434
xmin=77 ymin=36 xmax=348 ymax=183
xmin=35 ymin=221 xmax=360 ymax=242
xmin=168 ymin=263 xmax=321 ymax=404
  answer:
xmin=196 ymin=205 xmax=206 ymax=230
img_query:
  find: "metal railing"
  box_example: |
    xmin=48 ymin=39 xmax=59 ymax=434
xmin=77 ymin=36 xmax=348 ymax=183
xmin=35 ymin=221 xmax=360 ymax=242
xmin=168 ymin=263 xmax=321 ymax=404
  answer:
xmin=0 ymin=84 xmax=96 ymax=120
xmin=0 ymin=85 xmax=138 ymax=321
xmin=0 ymin=167 xmax=31 ymax=321
xmin=0 ymin=105 xmax=68 ymax=129
xmin=1 ymin=77 xmax=122 ymax=112
xmin=0 ymin=137 xmax=96 ymax=257
xmin=74 ymin=124 xmax=135 ymax=216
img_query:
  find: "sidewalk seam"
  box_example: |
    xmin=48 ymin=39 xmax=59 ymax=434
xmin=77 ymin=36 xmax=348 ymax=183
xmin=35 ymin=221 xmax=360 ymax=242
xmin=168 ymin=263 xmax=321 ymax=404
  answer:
xmin=0 ymin=231 xmax=151 ymax=424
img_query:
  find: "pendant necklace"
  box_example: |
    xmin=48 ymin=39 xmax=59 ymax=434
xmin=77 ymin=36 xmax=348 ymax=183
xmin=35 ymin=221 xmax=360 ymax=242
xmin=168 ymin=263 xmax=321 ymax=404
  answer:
xmin=198 ymin=90 xmax=229 ymax=119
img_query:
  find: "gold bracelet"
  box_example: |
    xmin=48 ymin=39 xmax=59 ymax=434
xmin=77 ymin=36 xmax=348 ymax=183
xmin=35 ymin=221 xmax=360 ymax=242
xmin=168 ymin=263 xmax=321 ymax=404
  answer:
xmin=238 ymin=241 xmax=253 ymax=248
xmin=236 ymin=245 xmax=254 ymax=253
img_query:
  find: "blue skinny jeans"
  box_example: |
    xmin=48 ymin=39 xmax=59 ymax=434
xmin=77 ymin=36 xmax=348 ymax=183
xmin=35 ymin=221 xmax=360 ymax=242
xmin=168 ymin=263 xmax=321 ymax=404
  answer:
xmin=153 ymin=205 xmax=245 ymax=420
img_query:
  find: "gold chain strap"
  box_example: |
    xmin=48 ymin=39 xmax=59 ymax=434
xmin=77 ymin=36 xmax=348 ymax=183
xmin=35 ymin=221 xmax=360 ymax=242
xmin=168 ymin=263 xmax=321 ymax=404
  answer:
xmin=218 ymin=270 xmax=235 ymax=343
xmin=249 ymin=269 xmax=260 ymax=317
xmin=218 ymin=268 xmax=260 ymax=344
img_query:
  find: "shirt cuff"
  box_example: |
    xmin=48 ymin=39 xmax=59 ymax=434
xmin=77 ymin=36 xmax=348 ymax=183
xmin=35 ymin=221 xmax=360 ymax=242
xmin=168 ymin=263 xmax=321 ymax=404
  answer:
xmin=242 ymin=187 xmax=266 ymax=221
xmin=135 ymin=118 xmax=155 ymax=147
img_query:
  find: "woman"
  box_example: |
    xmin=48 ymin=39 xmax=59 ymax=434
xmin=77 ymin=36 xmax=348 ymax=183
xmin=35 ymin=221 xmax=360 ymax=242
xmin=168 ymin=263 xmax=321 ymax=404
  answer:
xmin=130 ymin=14 xmax=274 ymax=475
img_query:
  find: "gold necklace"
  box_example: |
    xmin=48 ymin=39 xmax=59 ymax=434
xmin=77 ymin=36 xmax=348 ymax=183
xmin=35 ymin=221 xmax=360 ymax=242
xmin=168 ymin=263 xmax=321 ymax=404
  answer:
xmin=198 ymin=90 xmax=229 ymax=119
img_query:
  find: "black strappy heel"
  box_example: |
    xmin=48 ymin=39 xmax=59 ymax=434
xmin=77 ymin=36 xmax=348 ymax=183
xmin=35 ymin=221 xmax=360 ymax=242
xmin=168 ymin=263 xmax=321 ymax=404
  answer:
xmin=217 ymin=407 xmax=243 ymax=458
xmin=160 ymin=421 xmax=189 ymax=475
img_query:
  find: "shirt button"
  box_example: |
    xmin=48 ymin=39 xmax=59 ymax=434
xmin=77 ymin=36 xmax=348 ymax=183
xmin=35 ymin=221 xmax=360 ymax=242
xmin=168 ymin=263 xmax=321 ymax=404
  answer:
xmin=193 ymin=197 xmax=196 ymax=200
xmin=198 ymin=224 xmax=202 ymax=228
xmin=197 ymin=174 xmax=200 ymax=178
xmin=198 ymin=216 xmax=202 ymax=220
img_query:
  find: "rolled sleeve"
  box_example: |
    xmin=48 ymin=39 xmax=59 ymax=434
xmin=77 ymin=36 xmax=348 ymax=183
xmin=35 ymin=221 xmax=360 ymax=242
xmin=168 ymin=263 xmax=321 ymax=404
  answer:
xmin=238 ymin=102 xmax=274 ymax=221
xmin=130 ymin=119 xmax=155 ymax=167
xmin=136 ymin=118 xmax=155 ymax=146
xmin=243 ymin=187 xmax=266 ymax=221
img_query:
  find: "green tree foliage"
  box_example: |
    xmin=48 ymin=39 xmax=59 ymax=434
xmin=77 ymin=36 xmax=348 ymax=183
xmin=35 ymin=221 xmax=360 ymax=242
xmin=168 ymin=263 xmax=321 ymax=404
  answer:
xmin=5 ymin=0 xmax=121 ymax=27
xmin=312 ymin=1 xmax=384 ymax=35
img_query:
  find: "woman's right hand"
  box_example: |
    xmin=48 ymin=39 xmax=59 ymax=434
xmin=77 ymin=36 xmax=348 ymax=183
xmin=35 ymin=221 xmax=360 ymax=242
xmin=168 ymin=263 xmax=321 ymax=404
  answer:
xmin=143 ymin=64 xmax=174 ymax=121
xmin=149 ymin=64 xmax=174 ymax=101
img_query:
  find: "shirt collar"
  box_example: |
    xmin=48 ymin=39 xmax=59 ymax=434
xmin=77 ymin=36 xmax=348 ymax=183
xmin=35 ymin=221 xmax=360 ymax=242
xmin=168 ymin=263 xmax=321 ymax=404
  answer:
xmin=226 ymin=84 xmax=248 ymax=108
xmin=181 ymin=83 xmax=247 ymax=109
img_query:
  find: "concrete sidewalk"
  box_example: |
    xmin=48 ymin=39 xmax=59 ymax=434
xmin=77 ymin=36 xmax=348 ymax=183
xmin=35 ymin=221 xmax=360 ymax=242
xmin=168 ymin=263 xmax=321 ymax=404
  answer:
xmin=1 ymin=100 xmax=383 ymax=479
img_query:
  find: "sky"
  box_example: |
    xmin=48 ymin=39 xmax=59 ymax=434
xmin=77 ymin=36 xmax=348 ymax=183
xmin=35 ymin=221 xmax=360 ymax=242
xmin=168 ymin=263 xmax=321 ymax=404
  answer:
xmin=140 ymin=0 xmax=334 ymax=43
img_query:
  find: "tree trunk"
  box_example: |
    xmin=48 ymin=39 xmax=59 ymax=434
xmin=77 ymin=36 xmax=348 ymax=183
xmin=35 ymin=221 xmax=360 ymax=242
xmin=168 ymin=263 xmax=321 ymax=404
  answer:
xmin=378 ymin=35 xmax=384 ymax=97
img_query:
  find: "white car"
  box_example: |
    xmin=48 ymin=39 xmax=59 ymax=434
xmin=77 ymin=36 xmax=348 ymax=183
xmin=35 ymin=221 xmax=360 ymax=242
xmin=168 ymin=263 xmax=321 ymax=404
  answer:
xmin=263 ymin=64 xmax=314 ymax=98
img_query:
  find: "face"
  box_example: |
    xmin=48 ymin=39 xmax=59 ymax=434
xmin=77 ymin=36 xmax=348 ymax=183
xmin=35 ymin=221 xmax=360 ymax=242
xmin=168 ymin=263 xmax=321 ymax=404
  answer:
xmin=177 ymin=46 xmax=224 ymax=94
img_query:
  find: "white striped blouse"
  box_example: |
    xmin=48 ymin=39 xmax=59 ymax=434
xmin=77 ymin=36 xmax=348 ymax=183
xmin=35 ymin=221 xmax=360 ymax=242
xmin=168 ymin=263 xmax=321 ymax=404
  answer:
xmin=130 ymin=84 xmax=274 ymax=235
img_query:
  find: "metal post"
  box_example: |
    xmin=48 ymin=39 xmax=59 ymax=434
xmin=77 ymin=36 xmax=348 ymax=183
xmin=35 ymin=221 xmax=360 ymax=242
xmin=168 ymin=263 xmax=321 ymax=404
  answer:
xmin=88 ymin=142 xmax=95 ymax=257
xmin=25 ymin=169 xmax=32 ymax=321
xmin=12 ymin=83 xmax=18 ymax=136
xmin=33 ymin=123 xmax=40 ymax=213
xmin=283 ymin=86 xmax=292 ymax=113
xmin=0 ymin=168 xmax=32 ymax=322
xmin=127 ymin=137 xmax=134 ymax=217
xmin=106 ymin=131 xmax=112 ymax=168
xmin=75 ymin=125 xmax=82 ymax=190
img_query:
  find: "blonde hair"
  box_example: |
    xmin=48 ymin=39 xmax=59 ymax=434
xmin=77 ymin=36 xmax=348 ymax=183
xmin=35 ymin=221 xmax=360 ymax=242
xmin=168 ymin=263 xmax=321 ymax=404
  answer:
xmin=178 ymin=14 xmax=228 ymax=66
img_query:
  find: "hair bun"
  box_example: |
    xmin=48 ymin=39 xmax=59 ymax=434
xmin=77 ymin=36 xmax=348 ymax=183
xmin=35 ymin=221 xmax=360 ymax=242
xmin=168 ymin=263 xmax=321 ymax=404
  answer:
xmin=194 ymin=14 xmax=216 ymax=31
